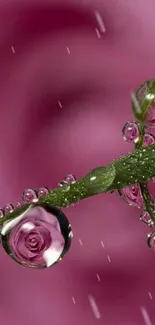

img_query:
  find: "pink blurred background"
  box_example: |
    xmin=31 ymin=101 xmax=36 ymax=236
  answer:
xmin=0 ymin=0 xmax=155 ymax=324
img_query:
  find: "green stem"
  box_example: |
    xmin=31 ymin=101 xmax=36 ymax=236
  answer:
xmin=134 ymin=123 xmax=155 ymax=223
xmin=1 ymin=144 xmax=155 ymax=225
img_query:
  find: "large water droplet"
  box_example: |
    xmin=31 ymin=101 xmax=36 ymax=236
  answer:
xmin=0 ymin=203 xmax=72 ymax=269
xmin=147 ymin=231 xmax=155 ymax=250
xmin=140 ymin=211 xmax=153 ymax=226
xmin=118 ymin=184 xmax=143 ymax=208
xmin=143 ymin=133 xmax=155 ymax=146
xmin=122 ymin=121 xmax=139 ymax=143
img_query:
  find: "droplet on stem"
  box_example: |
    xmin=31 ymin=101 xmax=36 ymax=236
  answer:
xmin=118 ymin=184 xmax=143 ymax=208
xmin=37 ymin=187 xmax=49 ymax=198
xmin=147 ymin=231 xmax=155 ymax=250
xmin=3 ymin=204 xmax=14 ymax=215
xmin=22 ymin=189 xmax=38 ymax=203
xmin=143 ymin=133 xmax=155 ymax=146
xmin=64 ymin=174 xmax=76 ymax=185
xmin=140 ymin=211 xmax=153 ymax=226
xmin=122 ymin=121 xmax=139 ymax=143
xmin=135 ymin=80 xmax=155 ymax=127
xmin=0 ymin=203 xmax=72 ymax=269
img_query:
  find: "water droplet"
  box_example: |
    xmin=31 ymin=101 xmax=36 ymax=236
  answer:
xmin=148 ymin=292 xmax=153 ymax=300
xmin=107 ymin=255 xmax=111 ymax=262
xmin=0 ymin=209 xmax=4 ymax=218
xmin=118 ymin=184 xmax=143 ymax=208
xmin=140 ymin=211 xmax=153 ymax=226
xmin=88 ymin=295 xmax=101 ymax=319
xmin=72 ymin=296 xmax=76 ymax=304
xmin=140 ymin=306 xmax=152 ymax=325
xmin=15 ymin=202 xmax=22 ymax=209
xmin=147 ymin=231 xmax=155 ymax=250
xmin=37 ymin=187 xmax=49 ymax=198
xmin=58 ymin=180 xmax=68 ymax=187
xmin=136 ymin=80 xmax=155 ymax=128
xmin=100 ymin=240 xmax=105 ymax=248
xmin=144 ymin=105 xmax=155 ymax=128
xmin=143 ymin=133 xmax=155 ymax=146
xmin=3 ymin=204 xmax=14 ymax=215
xmin=22 ymin=189 xmax=38 ymax=203
xmin=96 ymin=274 xmax=100 ymax=282
xmin=0 ymin=203 xmax=72 ymax=269
xmin=64 ymin=174 xmax=76 ymax=185
xmin=78 ymin=238 xmax=83 ymax=246
xmin=137 ymin=83 xmax=148 ymax=103
xmin=122 ymin=121 xmax=139 ymax=143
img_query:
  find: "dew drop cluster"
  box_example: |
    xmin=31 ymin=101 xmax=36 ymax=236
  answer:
xmin=120 ymin=80 xmax=155 ymax=251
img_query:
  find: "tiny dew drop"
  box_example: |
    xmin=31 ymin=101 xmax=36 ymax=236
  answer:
xmin=143 ymin=133 xmax=155 ymax=147
xmin=140 ymin=211 xmax=153 ymax=226
xmin=147 ymin=231 xmax=155 ymax=250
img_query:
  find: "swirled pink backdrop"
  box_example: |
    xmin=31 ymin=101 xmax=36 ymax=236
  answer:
xmin=0 ymin=1 xmax=155 ymax=324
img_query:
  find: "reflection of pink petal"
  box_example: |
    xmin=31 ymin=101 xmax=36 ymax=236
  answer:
xmin=7 ymin=206 xmax=65 ymax=267
xmin=43 ymin=242 xmax=64 ymax=267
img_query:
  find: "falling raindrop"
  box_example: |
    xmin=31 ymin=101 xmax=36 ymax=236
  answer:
xmin=122 ymin=121 xmax=139 ymax=143
xmin=78 ymin=238 xmax=83 ymax=246
xmin=94 ymin=10 xmax=106 ymax=33
xmin=140 ymin=211 xmax=153 ymax=226
xmin=148 ymin=292 xmax=153 ymax=300
xmin=107 ymin=255 xmax=111 ymax=263
xmin=72 ymin=297 xmax=76 ymax=304
xmin=22 ymin=189 xmax=38 ymax=203
xmin=118 ymin=184 xmax=143 ymax=208
xmin=140 ymin=306 xmax=152 ymax=325
xmin=0 ymin=203 xmax=72 ymax=268
xmin=96 ymin=274 xmax=100 ymax=282
xmin=100 ymin=240 xmax=105 ymax=248
xmin=143 ymin=133 xmax=155 ymax=146
xmin=88 ymin=295 xmax=101 ymax=319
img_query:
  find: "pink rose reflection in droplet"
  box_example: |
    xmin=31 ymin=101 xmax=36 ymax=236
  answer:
xmin=143 ymin=133 xmax=155 ymax=146
xmin=122 ymin=121 xmax=139 ymax=143
xmin=1 ymin=205 xmax=72 ymax=268
xmin=119 ymin=184 xmax=143 ymax=208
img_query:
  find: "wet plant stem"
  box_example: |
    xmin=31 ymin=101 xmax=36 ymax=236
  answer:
xmin=135 ymin=123 xmax=155 ymax=224
xmin=2 ymin=143 xmax=155 ymax=225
